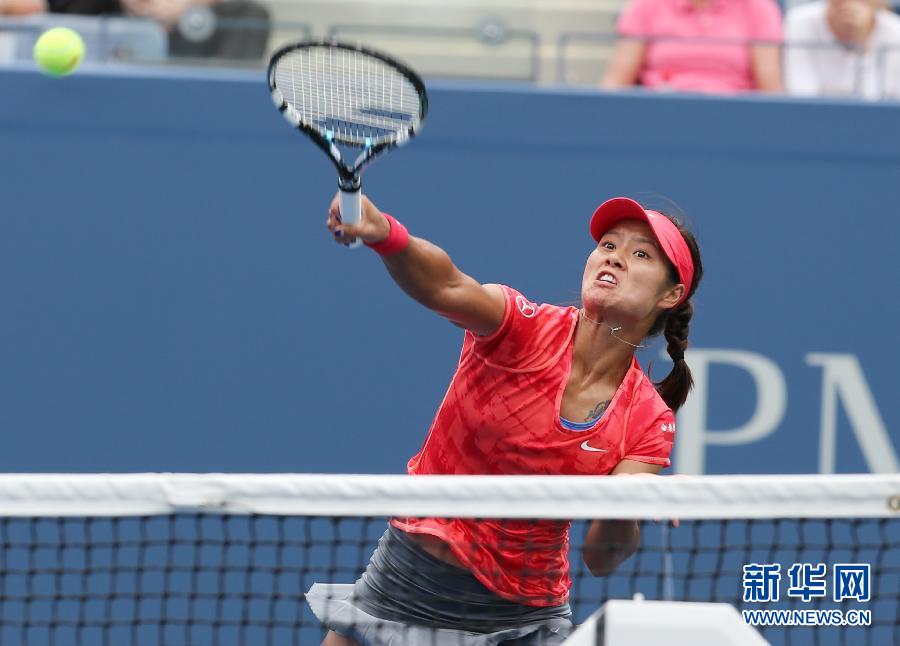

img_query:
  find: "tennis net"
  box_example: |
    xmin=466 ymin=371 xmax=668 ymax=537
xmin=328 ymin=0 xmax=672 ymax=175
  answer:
xmin=0 ymin=474 xmax=896 ymax=646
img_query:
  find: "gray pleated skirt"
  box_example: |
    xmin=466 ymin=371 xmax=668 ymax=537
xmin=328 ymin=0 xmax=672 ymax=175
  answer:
xmin=306 ymin=525 xmax=574 ymax=645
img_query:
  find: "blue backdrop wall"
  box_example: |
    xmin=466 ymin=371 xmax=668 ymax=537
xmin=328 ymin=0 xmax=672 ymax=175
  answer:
xmin=1 ymin=68 xmax=897 ymax=475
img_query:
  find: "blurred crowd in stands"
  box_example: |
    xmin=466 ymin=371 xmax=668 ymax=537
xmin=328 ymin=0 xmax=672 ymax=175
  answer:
xmin=0 ymin=0 xmax=269 ymax=60
xmin=0 ymin=0 xmax=898 ymax=101
xmin=603 ymin=0 xmax=900 ymax=100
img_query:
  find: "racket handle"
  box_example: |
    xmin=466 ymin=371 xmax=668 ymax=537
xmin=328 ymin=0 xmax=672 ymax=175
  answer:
xmin=338 ymin=186 xmax=363 ymax=249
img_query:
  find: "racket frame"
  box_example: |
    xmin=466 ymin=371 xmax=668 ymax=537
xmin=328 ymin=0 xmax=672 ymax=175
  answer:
xmin=267 ymin=41 xmax=428 ymax=246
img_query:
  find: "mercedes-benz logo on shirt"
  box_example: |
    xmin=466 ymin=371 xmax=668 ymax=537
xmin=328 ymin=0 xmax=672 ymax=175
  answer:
xmin=515 ymin=295 xmax=537 ymax=318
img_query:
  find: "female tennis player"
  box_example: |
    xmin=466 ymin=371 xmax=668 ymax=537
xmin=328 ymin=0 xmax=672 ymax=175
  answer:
xmin=308 ymin=194 xmax=703 ymax=646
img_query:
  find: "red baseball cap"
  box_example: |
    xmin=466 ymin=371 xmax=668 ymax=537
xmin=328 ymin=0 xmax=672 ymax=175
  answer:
xmin=589 ymin=197 xmax=695 ymax=305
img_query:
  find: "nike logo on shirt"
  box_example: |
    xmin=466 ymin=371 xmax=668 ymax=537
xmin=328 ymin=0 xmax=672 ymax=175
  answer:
xmin=580 ymin=441 xmax=607 ymax=452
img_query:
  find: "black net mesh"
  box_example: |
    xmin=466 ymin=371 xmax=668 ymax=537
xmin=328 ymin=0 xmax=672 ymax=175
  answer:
xmin=0 ymin=515 xmax=896 ymax=645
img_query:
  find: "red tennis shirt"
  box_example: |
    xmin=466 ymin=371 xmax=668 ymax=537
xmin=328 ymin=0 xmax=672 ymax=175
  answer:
xmin=391 ymin=285 xmax=676 ymax=606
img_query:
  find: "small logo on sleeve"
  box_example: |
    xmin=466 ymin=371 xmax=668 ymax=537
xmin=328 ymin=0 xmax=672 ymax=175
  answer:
xmin=660 ymin=422 xmax=676 ymax=434
xmin=515 ymin=295 xmax=537 ymax=318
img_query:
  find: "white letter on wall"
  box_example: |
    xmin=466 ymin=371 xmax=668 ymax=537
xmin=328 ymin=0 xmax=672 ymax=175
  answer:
xmin=805 ymin=353 xmax=899 ymax=473
xmin=675 ymin=349 xmax=787 ymax=474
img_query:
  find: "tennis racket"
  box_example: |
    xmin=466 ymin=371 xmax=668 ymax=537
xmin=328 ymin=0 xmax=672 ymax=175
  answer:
xmin=267 ymin=41 xmax=429 ymax=248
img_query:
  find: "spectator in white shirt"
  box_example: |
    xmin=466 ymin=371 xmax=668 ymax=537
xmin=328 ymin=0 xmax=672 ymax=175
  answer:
xmin=785 ymin=0 xmax=900 ymax=100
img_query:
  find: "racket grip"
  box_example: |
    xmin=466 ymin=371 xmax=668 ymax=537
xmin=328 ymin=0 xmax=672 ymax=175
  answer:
xmin=338 ymin=187 xmax=363 ymax=249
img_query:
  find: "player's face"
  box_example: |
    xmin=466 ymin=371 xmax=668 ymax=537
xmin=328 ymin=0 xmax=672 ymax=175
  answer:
xmin=581 ymin=220 xmax=681 ymax=323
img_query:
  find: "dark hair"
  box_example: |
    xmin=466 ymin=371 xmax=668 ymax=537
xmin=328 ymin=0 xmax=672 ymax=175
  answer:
xmin=646 ymin=214 xmax=703 ymax=413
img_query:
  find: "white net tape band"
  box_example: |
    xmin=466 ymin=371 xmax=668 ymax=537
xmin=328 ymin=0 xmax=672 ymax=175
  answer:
xmin=0 ymin=473 xmax=896 ymax=519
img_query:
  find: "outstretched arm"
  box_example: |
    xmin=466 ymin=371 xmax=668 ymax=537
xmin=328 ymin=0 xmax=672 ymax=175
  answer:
xmin=326 ymin=193 xmax=506 ymax=336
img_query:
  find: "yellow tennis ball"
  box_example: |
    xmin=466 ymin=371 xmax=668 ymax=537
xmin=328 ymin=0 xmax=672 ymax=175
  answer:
xmin=33 ymin=27 xmax=85 ymax=77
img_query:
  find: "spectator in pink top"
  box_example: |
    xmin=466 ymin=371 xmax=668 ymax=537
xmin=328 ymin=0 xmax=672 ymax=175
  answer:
xmin=603 ymin=0 xmax=784 ymax=94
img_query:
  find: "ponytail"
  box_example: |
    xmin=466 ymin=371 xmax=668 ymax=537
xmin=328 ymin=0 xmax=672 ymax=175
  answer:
xmin=655 ymin=300 xmax=694 ymax=411
xmin=649 ymin=214 xmax=703 ymax=413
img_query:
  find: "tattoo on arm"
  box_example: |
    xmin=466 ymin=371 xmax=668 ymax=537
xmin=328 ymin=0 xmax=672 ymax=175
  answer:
xmin=585 ymin=400 xmax=611 ymax=422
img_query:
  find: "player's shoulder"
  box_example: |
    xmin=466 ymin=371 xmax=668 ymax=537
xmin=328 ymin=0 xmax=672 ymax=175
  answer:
xmin=628 ymin=362 xmax=676 ymax=426
xmin=498 ymin=285 xmax=574 ymax=328
xmin=469 ymin=285 xmax=577 ymax=371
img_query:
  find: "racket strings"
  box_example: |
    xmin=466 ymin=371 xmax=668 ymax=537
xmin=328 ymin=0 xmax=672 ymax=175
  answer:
xmin=273 ymin=46 xmax=423 ymax=147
